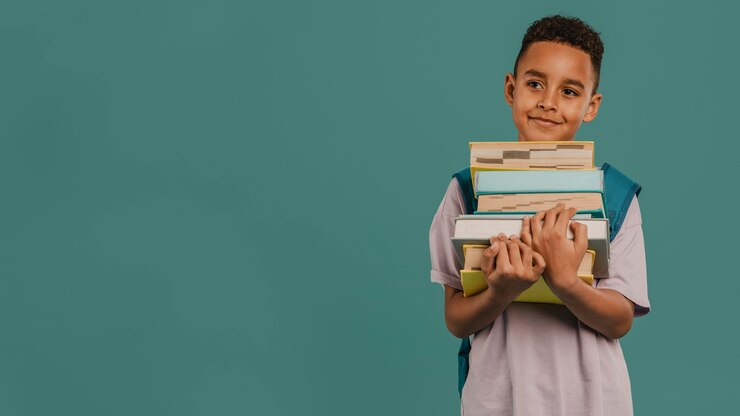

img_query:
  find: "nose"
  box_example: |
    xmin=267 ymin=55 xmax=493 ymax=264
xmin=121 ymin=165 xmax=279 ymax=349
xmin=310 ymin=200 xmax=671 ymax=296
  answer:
xmin=538 ymin=90 xmax=557 ymax=111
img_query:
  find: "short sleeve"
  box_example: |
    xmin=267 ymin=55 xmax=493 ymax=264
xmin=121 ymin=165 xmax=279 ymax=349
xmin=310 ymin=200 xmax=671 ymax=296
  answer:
xmin=595 ymin=195 xmax=651 ymax=317
xmin=429 ymin=179 xmax=466 ymax=290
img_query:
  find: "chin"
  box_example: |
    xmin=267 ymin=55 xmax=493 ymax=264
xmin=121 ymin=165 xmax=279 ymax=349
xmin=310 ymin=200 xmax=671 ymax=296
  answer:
xmin=519 ymin=130 xmax=574 ymax=142
xmin=519 ymin=132 xmax=558 ymax=142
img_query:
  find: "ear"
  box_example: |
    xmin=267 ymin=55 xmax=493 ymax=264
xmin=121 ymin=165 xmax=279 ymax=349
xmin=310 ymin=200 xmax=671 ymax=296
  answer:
xmin=504 ymin=73 xmax=516 ymax=107
xmin=582 ymin=92 xmax=603 ymax=123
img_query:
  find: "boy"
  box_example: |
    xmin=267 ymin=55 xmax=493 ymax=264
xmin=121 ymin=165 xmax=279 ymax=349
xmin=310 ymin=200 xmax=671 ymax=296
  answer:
xmin=429 ymin=15 xmax=650 ymax=415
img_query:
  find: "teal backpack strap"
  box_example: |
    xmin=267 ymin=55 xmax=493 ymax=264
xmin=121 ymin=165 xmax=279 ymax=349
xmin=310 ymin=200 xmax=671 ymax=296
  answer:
xmin=601 ymin=163 xmax=642 ymax=241
xmin=452 ymin=167 xmax=478 ymax=214
xmin=450 ymin=164 xmax=641 ymax=398
xmin=452 ymin=168 xmax=475 ymax=397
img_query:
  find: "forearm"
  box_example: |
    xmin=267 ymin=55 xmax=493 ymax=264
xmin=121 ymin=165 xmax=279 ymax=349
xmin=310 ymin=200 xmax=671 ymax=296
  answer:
xmin=444 ymin=285 xmax=516 ymax=338
xmin=551 ymin=279 xmax=634 ymax=339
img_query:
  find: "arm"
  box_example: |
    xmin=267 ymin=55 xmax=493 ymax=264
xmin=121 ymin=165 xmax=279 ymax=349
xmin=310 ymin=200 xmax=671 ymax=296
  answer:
xmin=444 ymin=236 xmax=546 ymax=338
xmin=522 ymin=204 xmax=633 ymax=339
xmin=443 ymin=284 xmax=512 ymax=339
xmin=550 ymin=282 xmax=634 ymax=339
xmin=430 ymin=179 xmax=545 ymax=338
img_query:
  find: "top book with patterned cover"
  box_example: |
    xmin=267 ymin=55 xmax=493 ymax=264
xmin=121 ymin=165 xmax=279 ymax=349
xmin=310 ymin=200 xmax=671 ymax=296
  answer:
xmin=469 ymin=141 xmax=595 ymax=170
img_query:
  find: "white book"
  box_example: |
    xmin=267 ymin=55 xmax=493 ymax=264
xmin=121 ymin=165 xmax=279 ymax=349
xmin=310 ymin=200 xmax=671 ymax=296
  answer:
xmin=452 ymin=217 xmax=611 ymax=277
xmin=457 ymin=213 xmax=593 ymax=220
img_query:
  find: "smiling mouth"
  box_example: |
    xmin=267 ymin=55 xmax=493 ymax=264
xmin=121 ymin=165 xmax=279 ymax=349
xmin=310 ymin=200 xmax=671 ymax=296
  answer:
xmin=529 ymin=117 xmax=561 ymax=127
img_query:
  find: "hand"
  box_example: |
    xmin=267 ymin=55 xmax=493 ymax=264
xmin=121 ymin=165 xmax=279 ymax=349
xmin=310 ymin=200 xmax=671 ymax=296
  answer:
xmin=521 ymin=203 xmax=587 ymax=293
xmin=480 ymin=233 xmax=546 ymax=302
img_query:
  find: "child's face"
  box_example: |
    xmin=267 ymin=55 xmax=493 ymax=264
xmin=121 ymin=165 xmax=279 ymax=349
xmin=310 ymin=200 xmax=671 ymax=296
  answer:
xmin=504 ymin=41 xmax=603 ymax=142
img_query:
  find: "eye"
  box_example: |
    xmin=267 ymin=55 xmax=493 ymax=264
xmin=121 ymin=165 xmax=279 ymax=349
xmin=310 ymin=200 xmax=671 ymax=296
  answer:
xmin=526 ymin=81 xmax=543 ymax=89
xmin=562 ymin=88 xmax=579 ymax=97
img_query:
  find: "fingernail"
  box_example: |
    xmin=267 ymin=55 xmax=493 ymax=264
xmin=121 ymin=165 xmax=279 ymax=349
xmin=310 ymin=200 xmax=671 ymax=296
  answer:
xmin=509 ymin=234 xmax=518 ymax=239
xmin=491 ymin=242 xmax=498 ymax=249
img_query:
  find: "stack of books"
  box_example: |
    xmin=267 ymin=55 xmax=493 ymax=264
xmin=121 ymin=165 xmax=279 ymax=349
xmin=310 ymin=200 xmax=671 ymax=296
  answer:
xmin=453 ymin=141 xmax=611 ymax=305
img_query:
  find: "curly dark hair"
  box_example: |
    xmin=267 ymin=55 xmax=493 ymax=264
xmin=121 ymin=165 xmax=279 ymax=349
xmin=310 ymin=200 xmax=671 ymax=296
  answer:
xmin=514 ymin=15 xmax=604 ymax=93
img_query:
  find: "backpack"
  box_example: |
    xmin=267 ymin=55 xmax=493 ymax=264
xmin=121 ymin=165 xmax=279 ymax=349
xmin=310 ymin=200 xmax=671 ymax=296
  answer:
xmin=451 ymin=162 xmax=642 ymax=396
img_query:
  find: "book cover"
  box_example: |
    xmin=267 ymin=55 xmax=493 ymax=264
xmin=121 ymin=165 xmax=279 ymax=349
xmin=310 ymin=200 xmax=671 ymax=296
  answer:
xmin=474 ymin=170 xmax=604 ymax=195
xmin=474 ymin=192 xmax=605 ymax=218
xmin=469 ymin=141 xmax=595 ymax=170
xmin=460 ymin=271 xmax=595 ymax=304
xmin=460 ymin=248 xmax=596 ymax=303
xmin=463 ymin=246 xmax=595 ymax=273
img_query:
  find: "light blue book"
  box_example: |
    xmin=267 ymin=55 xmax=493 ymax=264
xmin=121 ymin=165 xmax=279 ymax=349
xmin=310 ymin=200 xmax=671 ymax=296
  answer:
xmin=474 ymin=170 xmax=604 ymax=195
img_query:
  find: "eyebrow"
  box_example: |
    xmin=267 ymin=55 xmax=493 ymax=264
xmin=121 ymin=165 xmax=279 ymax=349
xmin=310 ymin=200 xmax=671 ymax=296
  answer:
xmin=523 ymin=69 xmax=586 ymax=91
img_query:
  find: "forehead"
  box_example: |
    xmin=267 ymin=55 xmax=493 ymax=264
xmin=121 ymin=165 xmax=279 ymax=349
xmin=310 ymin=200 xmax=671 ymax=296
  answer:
xmin=518 ymin=41 xmax=595 ymax=88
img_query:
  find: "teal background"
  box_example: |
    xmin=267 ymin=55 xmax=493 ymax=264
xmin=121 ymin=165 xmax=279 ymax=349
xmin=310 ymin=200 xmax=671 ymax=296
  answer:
xmin=1 ymin=0 xmax=737 ymax=414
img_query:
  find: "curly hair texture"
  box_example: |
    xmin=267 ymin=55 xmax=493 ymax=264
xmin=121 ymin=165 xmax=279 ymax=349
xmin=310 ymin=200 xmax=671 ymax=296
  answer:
xmin=514 ymin=15 xmax=604 ymax=93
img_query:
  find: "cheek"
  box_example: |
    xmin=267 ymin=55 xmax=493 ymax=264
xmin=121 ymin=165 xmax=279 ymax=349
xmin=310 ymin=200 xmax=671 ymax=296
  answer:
xmin=563 ymin=100 xmax=590 ymax=121
xmin=512 ymin=105 xmax=529 ymax=127
xmin=512 ymin=99 xmax=531 ymax=118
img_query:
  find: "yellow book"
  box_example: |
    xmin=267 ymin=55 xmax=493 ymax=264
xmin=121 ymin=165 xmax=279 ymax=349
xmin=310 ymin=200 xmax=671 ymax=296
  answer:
xmin=463 ymin=245 xmax=594 ymax=273
xmin=460 ymin=271 xmax=594 ymax=305
xmin=462 ymin=244 xmax=490 ymax=269
xmin=460 ymin=246 xmax=597 ymax=305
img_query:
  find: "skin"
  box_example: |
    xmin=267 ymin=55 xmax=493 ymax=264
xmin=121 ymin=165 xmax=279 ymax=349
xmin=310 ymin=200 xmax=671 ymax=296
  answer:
xmin=504 ymin=41 xmax=603 ymax=142
xmin=520 ymin=204 xmax=634 ymax=339
xmin=444 ymin=41 xmax=634 ymax=340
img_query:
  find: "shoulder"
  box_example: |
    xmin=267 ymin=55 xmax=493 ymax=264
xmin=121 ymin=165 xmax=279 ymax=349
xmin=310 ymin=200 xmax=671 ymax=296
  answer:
xmin=610 ymin=195 xmax=643 ymax=246
xmin=620 ymin=195 xmax=643 ymax=232
xmin=436 ymin=178 xmax=466 ymax=219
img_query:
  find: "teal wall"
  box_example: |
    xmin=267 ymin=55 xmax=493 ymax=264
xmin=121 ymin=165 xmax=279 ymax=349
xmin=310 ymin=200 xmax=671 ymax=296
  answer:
xmin=1 ymin=0 xmax=737 ymax=414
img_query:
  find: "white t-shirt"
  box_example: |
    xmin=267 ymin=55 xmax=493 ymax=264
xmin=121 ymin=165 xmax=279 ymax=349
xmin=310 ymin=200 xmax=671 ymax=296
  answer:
xmin=430 ymin=179 xmax=651 ymax=416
